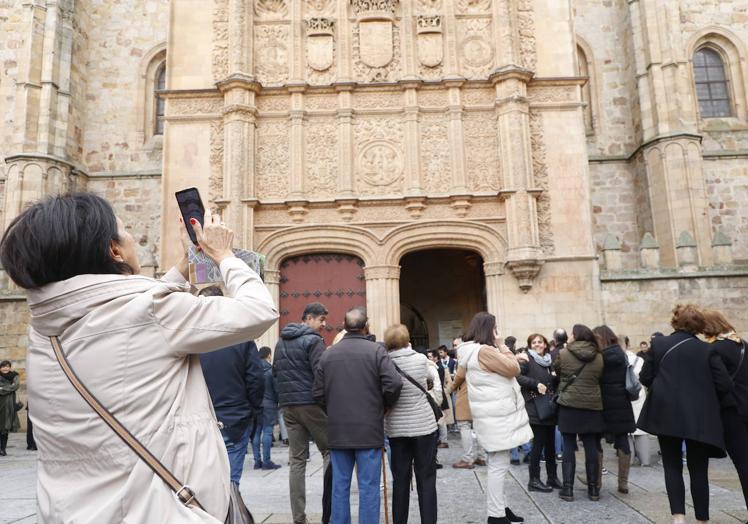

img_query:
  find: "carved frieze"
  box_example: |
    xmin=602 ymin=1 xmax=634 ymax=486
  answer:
xmin=529 ymin=112 xmax=553 ymax=254
xmin=459 ymin=18 xmax=494 ymax=79
xmin=257 ymin=95 xmax=291 ymax=113
xmin=419 ymin=113 xmax=451 ymax=194
xmin=255 ymin=119 xmax=290 ymax=200
xmin=354 ymin=117 xmax=404 ymax=195
xmin=255 ymin=24 xmax=290 ymax=84
xmin=212 ymin=0 xmax=229 ymax=82
xmin=418 ymin=89 xmax=447 ymax=107
xmin=305 ymin=94 xmax=338 ymax=111
xmin=255 ymin=0 xmax=288 ymax=19
xmin=456 ymin=0 xmax=491 ymax=14
xmin=350 ymin=0 xmax=399 ymax=17
xmin=168 ymin=98 xmax=224 ymax=116
xmin=464 ymin=111 xmax=501 ymax=192
xmin=416 ymin=0 xmax=442 ymax=11
xmin=209 ymin=121 xmax=224 ymax=204
xmin=517 ymin=0 xmax=537 ymax=72
xmin=462 ymin=87 xmax=495 ymax=107
xmin=305 ymin=118 xmax=338 ymax=197
xmin=351 ymin=1 xmax=401 ymax=82
xmin=353 ymin=90 xmax=402 ymax=109
xmin=305 ymin=0 xmax=335 ymax=15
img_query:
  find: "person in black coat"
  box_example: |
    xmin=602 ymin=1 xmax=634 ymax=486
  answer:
xmin=517 ymin=333 xmax=562 ymax=493
xmin=637 ymin=304 xmax=733 ymax=523
xmin=702 ymin=309 xmax=748 ymax=512
xmin=594 ymin=325 xmax=635 ymax=495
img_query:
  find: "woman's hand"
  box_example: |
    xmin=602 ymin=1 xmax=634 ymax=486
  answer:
xmin=515 ymin=352 xmax=529 ymax=363
xmin=191 ymin=209 xmax=234 ymax=264
xmin=537 ymin=383 xmax=547 ymax=395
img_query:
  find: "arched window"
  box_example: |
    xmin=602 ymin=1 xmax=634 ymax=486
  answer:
xmin=154 ymin=63 xmax=166 ymax=135
xmin=694 ymin=47 xmax=732 ymax=118
xmin=576 ymin=45 xmax=594 ymax=133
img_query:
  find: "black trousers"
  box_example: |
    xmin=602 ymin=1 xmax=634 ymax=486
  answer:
xmin=608 ymin=432 xmax=630 ymax=455
xmin=529 ymin=424 xmax=557 ymax=479
xmin=389 ymin=431 xmax=438 ymax=524
xmin=658 ymin=435 xmax=711 ymax=520
xmin=26 ymin=414 xmax=36 ymax=449
xmin=562 ymin=432 xmax=600 ymax=479
xmin=322 ymin=460 xmax=332 ymax=524
xmin=723 ymin=408 xmax=748 ymax=510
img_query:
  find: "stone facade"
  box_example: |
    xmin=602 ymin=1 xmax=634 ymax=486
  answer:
xmin=2 ymin=0 xmax=748 ymax=405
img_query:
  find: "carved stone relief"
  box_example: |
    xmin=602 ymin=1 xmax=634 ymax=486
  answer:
xmin=350 ymin=0 xmax=399 ymax=16
xmin=169 ymin=98 xmax=223 ymax=115
xmin=212 ymin=0 xmax=229 ymax=82
xmin=305 ymin=94 xmax=338 ymax=111
xmin=255 ymin=24 xmax=290 ymax=84
xmin=354 ymin=117 xmax=405 ymax=195
xmin=353 ymin=91 xmax=402 ymax=109
xmin=456 ymin=0 xmax=491 ymax=14
xmin=209 ymin=121 xmax=224 ymax=204
xmin=529 ymin=112 xmax=553 ymax=254
xmin=462 ymin=87 xmax=495 ymax=107
xmin=417 ymin=15 xmax=443 ymax=80
xmin=464 ymin=111 xmax=501 ymax=192
xmin=458 ymin=18 xmax=494 ymax=79
xmin=256 ymin=119 xmax=290 ymax=199
xmin=352 ymin=5 xmax=401 ymax=83
xmin=418 ymin=89 xmax=447 ymax=107
xmin=305 ymin=18 xmax=336 ymax=85
xmin=257 ymin=95 xmax=291 ymax=113
xmin=416 ymin=0 xmax=442 ymax=11
xmin=255 ymin=0 xmax=288 ymax=19
xmin=419 ymin=113 xmax=452 ymax=194
xmin=304 ymin=0 xmax=335 ymax=16
xmin=517 ymin=0 xmax=537 ymax=72
xmin=305 ymin=118 xmax=338 ymax=197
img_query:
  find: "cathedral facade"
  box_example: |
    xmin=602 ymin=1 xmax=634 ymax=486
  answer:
xmin=2 ymin=0 xmax=748 ymax=369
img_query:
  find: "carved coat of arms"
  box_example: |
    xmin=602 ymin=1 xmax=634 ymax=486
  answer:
xmin=416 ymin=15 xmax=443 ymax=68
xmin=352 ymin=0 xmax=398 ymax=69
xmin=305 ymin=18 xmax=335 ymax=71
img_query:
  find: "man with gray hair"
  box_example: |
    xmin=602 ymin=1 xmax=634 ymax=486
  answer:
xmin=314 ymin=307 xmax=402 ymax=524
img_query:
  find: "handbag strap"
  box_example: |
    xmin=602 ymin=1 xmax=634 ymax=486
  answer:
xmin=731 ymin=341 xmax=746 ymax=380
xmin=659 ymin=337 xmax=691 ymax=366
xmin=392 ymin=361 xmax=437 ymax=404
xmin=560 ymin=361 xmax=588 ymax=393
xmin=49 ymin=336 xmax=205 ymax=511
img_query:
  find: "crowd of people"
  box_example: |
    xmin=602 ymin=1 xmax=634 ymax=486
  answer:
xmin=0 ymin=192 xmax=746 ymax=524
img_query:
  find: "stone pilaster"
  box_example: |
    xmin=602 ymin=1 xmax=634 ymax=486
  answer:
xmin=446 ymin=81 xmax=467 ymax=194
xmin=364 ymin=265 xmax=401 ymax=340
xmin=404 ymin=85 xmax=422 ymax=195
xmin=256 ymin=269 xmax=281 ymax=350
xmin=288 ymin=87 xmax=306 ymax=201
xmin=335 ymin=85 xmax=355 ymax=197
xmin=491 ymin=66 xmax=543 ymax=291
xmin=483 ymin=261 xmax=505 ymax=319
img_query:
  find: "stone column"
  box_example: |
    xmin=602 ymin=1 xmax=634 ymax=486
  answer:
xmin=364 ymin=265 xmax=401 ymax=340
xmin=403 ymin=84 xmax=422 ymax=195
xmin=446 ymin=81 xmax=468 ymax=194
xmin=491 ymin=67 xmax=543 ymax=291
xmin=483 ymin=261 xmax=505 ymax=319
xmin=256 ymin=269 xmax=281 ymax=350
xmin=336 ymin=85 xmax=355 ymax=197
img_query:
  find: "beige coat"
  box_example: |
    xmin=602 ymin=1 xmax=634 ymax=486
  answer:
xmin=451 ymin=365 xmax=472 ymax=422
xmin=25 ymin=257 xmax=278 ymax=523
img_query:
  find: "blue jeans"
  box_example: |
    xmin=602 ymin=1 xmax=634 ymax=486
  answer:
xmin=252 ymin=424 xmax=274 ymax=464
xmin=222 ymin=424 xmax=252 ymax=485
xmin=330 ymin=448 xmax=381 ymax=524
xmin=555 ymin=426 xmax=563 ymax=455
xmin=511 ymin=441 xmax=531 ymax=461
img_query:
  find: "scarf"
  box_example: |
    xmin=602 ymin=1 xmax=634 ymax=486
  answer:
xmin=528 ymin=349 xmax=552 ymax=368
xmin=706 ymin=331 xmax=742 ymax=344
xmin=0 ymin=370 xmax=18 ymax=383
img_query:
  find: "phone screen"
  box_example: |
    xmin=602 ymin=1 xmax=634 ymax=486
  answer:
xmin=175 ymin=187 xmax=204 ymax=245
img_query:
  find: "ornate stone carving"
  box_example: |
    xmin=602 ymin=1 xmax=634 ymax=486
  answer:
xmin=459 ymin=19 xmax=494 ymax=78
xmin=506 ymin=259 xmax=544 ymax=293
xmin=417 ymin=0 xmax=442 ymax=11
xmin=464 ymin=112 xmax=500 ymax=192
xmin=305 ymin=0 xmax=335 ymax=15
xmin=419 ymin=113 xmax=451 ymax=194
xmin=255 ymin=24 xmax=290 ymax=84
xmin=456 ymin=0 xmax=491 ymax=14
xmin=305 ymin=18 xmax=335 ymax=72
xmin=168 ymin=98 xmax=224 ymax=115
xmin=353 ymin=91 xmax=402 ymax=109
xmin=529 ymin=112 xmax=553 ymax=254
xmin=209 ymin=121 xmax=224 ymax=204
xmin=257 ymin=95 xmax=291 ymax=112
xmin=352 ymin=13 xmax=401 ymax=82
xmin=350 ymin=0 xmax=399 ymax=17
xmin=212 ymin=0 xmax=229 ymax=82
xmin=517 ymin=0 xmax=537 ymax=72
xmin=354 ymin=117 xmax=404 ymax=194
xmin=305 ymin=118 xmax=338 ymax=197
xmin=462 ymin=87 xmax=495 ymax=107
xmin=255 ymin=119 xmax=290 ymax=199
xmin=418 ymin=89 xmax=447 ymax=107
xmin=305 ymin=94 xmax=338 ymax=111
xmin=255 ymin=0 xmax=288 ymax=19
xmin=416 ymin=16 xmax=443 ymax=69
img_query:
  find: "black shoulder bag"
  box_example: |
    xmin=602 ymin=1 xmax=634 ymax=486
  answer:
xmin=392 ymin=362 xmax=442 ymax=423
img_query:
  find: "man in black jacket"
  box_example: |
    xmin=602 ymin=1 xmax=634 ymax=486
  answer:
xmin=273 ymin=302 xmax=330 ymax=524
xmin=313 ymin=307 xmax=402 ymax=524
xmin=199 ymin=286 xmax=265 ymax=487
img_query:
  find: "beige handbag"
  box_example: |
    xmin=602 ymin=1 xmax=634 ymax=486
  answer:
xmin=49 ymin=336 xmax=254 ymax=524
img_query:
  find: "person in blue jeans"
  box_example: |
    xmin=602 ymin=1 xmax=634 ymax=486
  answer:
xmin=313 ymin=308 xmax=403 ymax=524
xmin=253 ymin=346 xmax=282 ymax=470
xmin=510 ymin=441 xmax=532 ymax=465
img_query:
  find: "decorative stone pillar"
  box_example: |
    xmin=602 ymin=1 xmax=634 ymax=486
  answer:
xmin=336 ymin=85 xmax=355 ymax=197
xmin=257 ymin=269 xmax=281 ymax=351
xmin=712 ymin=231 xmax=733 ymax=267
xmin=403 ymin=84 xmax=422 ymax=196
xmin=639 ymin=232 xmax=660 ymax=270
xmin=601 ymin=234 xmax=622 ymax=272
xmin=676 ymin=231 xmax=698 ymax=272
xmin=491 ymin=66 xmax=544 ymax=291
xmin=483 ymin=261 xmax=505 ymax=319
xmin=364 ymin=265 xmax=401 ymax=340
xmin=446 ymin=81 xmax=468 ymax=194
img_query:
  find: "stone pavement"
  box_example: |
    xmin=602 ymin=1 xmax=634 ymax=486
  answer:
xmin=1 ymin=432 xmax=746 ymax=524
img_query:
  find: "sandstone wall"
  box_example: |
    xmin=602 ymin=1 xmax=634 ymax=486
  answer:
xmin=704 ymin=157 xmax=748 ymax=262
xmin=0 ymin=1 xmax=25 ymax=177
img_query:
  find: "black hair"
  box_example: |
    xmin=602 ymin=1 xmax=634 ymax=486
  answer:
xmin=0 ymin=193 xmax=132 ymax=289
xmin=258 ymin=346 xmax=272 ymax=360
xmin=505 ymin=336 xmax=517 ymax=347
xmin=572 ymin=324 xmax=599 ymax=350
xmin=344 ymin=307 xmax=367 ymax=331
xmin=302 ymin=302 xmax=328 ymax=321
xmin=464 ymin=312 xmax=497 ymax=346
xmin=0 ymin=360 xmax=11 ymax=368
xmin=198 ymin=286 xmax=224 ymax=297
xmin=553 ymin=328 xmax=568 ymax=345
xmin=437 ymin=345 xmax=448 ymax=352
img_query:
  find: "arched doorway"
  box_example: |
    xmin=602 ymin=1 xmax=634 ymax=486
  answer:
xmin=279 ymin=253 xmax=366 ymax=347
xmin=399 ymin=249 xmax=487 ymax=350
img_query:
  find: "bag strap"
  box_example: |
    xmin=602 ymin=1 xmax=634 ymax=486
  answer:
xmin=731 ymin=341 xmax=746 ymax=380
xmin=392 ymin=361 xmax=431 ymax=397
xmin=49 ymin=336 xmax=205 ymax=511
xmin=560 ymin=361 xmax=588 ymax=393
xmin=659 ymin=337 xmax=691 ymax=365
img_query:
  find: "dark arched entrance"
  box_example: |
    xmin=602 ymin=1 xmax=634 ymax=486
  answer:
xmin=399 ymin=249 xmax=487 ymax=351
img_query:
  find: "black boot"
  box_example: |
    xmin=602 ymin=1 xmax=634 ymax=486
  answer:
xmin=487 ymin=518 xmax=509 ymax=524
xmin=586 ymin=459 xmax=600 ymax=501
xmin=0 ymin=433 xmax=7 ymax=456
xmin=505 ymin=507 xmax=524 ymax=523
xmin=546 ymin=459 xmax=563 ymax=489
xmin=527 ymin=476 xmax=553 ymax=493
xmin=559 ymin=457 xmax=575 ymax=501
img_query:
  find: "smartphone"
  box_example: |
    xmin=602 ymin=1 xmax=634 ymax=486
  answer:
xmin=175 ymin=187 xmax=205 ymax=245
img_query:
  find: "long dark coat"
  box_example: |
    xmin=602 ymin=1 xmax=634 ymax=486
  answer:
xmin=712 ymin=338 xmax=748 ymax=423
xmin=517 ymin=356 xmax=556 ymax=425
xmin=0 ymin=372 xmax=21 ymax=433
xmin=637 ymin=331 xmax=732 ymax=456
xmin=600 ymin=344 xmax=635 ymax=435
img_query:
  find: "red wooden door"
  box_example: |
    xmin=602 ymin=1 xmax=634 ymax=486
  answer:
xmin=279 ymin=253 xmax=366 ymax=347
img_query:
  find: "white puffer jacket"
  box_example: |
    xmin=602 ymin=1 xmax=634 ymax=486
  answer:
xmin=461 ymin=342 xmax=533 ymax=452
xmin=384 ymin=348 xmax=439 ymax=438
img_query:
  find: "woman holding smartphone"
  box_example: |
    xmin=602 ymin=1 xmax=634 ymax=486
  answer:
xmin=0 ymin=192 xmax=278 ymax=523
